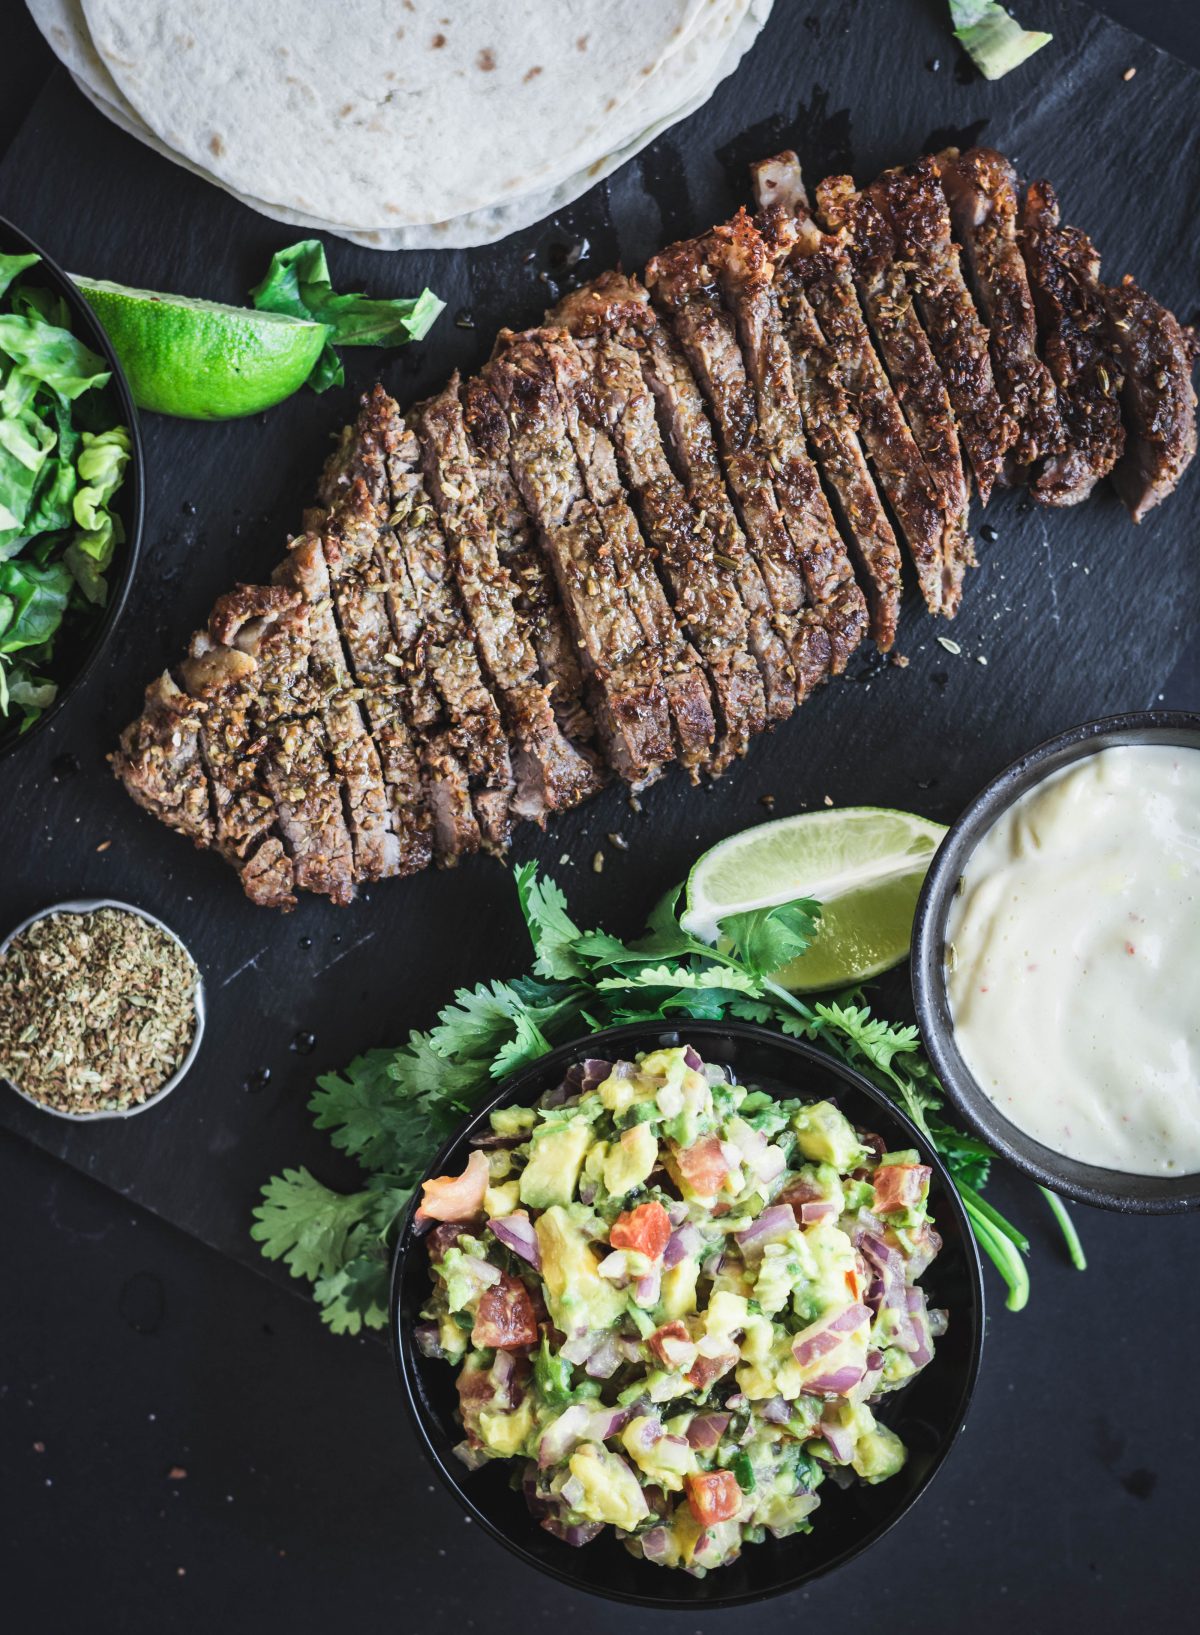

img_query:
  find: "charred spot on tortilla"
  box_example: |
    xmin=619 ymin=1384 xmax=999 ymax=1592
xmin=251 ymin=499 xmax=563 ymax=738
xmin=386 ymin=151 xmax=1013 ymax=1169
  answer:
xmin=477 ymin=49 xmax=497 ymax=72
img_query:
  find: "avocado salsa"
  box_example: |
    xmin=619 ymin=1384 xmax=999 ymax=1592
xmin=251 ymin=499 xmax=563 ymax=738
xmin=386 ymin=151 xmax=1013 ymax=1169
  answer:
xmin=414 ymin=1044 xmax=946 ymax=1576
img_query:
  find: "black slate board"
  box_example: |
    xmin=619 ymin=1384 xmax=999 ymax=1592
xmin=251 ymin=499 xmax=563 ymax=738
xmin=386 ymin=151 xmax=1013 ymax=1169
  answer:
xmin=0 ymin=0 xmax=1196 ymax=1283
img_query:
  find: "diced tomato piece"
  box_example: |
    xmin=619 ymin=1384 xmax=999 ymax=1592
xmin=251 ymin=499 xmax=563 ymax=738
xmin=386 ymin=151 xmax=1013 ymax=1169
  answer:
xmin=685 ymin=1469 xmax=742 ymax=1525
xmin=648 ymin=1320 xmax=696 ymax=1370
xmin=609 ymin=1200 xmax=672 ymax=1260
xmin=872 ymin=1163 xmax=931 ymax=1216
xmin=424 ymin=1222 xmax=467 ymax=1263
xmin=685 ymin=1351 xmax=737 ymax=1393
xmin=415 ymin=1149 xmax=489 ymax=1224
xmin=778 ymin=1177 xmax=823 ymax=1222
xmin=672 ymin=1135 xmax=729 ymax=1199
xmin=471 ymin=1271 xmax=539 ymax=1350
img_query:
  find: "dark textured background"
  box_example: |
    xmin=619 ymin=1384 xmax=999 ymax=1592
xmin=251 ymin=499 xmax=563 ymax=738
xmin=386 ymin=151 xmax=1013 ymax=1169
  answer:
xmin=1 ymin=3 xmax=1197 ymax=1630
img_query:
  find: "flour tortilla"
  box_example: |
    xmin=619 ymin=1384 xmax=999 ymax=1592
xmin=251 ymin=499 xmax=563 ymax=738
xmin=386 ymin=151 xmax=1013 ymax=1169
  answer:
xmin=42 ymin=1 xmax=772 ymax=250
xmin=80 ymin=0 xmax=757 ymax=229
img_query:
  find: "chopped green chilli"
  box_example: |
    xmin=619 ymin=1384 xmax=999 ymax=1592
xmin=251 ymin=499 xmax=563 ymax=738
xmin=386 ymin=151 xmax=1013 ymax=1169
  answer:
xmin=415 ymin=1044 xmax=944 ymax=1575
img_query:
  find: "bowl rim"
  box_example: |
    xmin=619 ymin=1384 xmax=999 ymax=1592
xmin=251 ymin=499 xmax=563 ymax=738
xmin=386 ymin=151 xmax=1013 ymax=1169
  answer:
xmin=911 ymin=709 xmax=1200 ymax=1214
xmin=0 ymin=897 xmax=205 ymax=1120
xmin=390 ymin=1017 xmax=985 ymax=1609
xmin=0 ymin=214 xmax=145 ymax=761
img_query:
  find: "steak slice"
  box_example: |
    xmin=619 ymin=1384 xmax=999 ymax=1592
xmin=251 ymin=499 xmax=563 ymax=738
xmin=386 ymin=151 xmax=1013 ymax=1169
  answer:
xmin=815 ymin=173 xmax=974 ymax=613
xmin=552 ymin=271 xmax=766 ymax=771
xmin=273 ymin=530 xmax=398 ymax=881
xmin=1019 ymin=179 xmax=1125 ymax=506
xmin=644 ymin=235 xmax=832 ymax=702
xmin=938 ymin=147 xmax=1065 ymax=476
xmin=417 ymin=376 xmax=604 ymax=817
xmin=484 ymin=329 xmax=675 ymax=788
xmin=871 ymin=157 xmax=1017 ymax=505
xmin=319 ymin=482 xmax=435 ymax=874
xmin=205 ymin=582 xmax=357 ymax=905
xmin=112 ymin=671 xmax=215 ymax=850
xmin=706 ymin=208 xmax=868 ymax=670
xmin=460 ymin=374 xmax=597 ymax=751
xmin=539 ymin=326 xmax=717 ymax=777
xmin=1104 ymin=275 xmax=1199 ymax=522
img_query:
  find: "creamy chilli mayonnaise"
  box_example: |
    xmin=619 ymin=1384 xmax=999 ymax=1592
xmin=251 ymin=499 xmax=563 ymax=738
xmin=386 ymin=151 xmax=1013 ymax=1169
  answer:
xmin=945 ymin=744 xmax=1200 ymax=1175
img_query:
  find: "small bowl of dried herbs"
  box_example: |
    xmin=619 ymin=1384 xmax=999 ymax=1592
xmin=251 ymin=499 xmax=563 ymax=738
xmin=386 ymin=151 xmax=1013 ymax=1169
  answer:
xmin=0 ymin=899 xmax=204 ymax=1120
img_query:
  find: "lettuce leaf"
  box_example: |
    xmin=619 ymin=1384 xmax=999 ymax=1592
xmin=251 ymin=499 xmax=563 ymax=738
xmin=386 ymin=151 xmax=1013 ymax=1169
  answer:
xmin=250 ymin=238 xmax=444 ymax=392
xmin=949 ymin=1 xmax=1052 ymax=80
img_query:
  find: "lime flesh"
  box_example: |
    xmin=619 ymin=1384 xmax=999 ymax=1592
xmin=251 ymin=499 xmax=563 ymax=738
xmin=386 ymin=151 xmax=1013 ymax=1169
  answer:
xmin=683 ymin=806 xmax=948 ymax=993
xmin=72 ymin=276 xmax=327 ymax=419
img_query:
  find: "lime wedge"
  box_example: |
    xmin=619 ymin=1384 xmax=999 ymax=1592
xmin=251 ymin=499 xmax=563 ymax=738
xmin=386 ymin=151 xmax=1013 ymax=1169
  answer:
xmin=72 ymin=276 xmax=327 ymax=419
xmin=682 ymin=807 xmax=948 ymax=992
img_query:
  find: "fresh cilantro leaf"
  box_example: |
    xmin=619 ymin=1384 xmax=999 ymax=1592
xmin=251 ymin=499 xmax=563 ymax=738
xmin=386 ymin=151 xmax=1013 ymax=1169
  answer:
xmin=720 ymin=900 xmax=820 ymax=976
xmin=515 ymin=862 xmax=587 ymax=980
xmin=310 ymin=1050 xmax=429 ymax=1177
xmin=251 ymin=1169 xmax=383 ymax=1283
xmin=312 ymin=1254 xmax=392 ymax=1335
xmin=594 ymin=963 xmax=761 ymax=997
xmin=491 ymin=1010 xmax=552 ymax=1079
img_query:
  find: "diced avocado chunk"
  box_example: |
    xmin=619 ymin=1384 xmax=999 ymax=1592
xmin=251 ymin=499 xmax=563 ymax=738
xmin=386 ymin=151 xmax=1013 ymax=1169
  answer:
xmin=704 ymin=1290 xmax=748 ymax=1342
xmin=568 ymin=1443 xmax=649 ymax=1531
xmin=491 ymin=1105 xmax=536 ymax=1137
xmin=484 ymin=1179 xmax=520 ymax=1218
xmin=519 ymin=1119 xmax=591 ymax=1209
xmin=661 ymin=1257 xmax=699 ymax=1320
xmin=791 ymin=1101 xmax=865 ymax=1170
xmin=852 ymin=1421 xmax=907 ymax=1483
xmin=621 ymin=1417 xmax=696 ymax=1491
xmin=603 ymin=1122 xmax=658 ymax=1197
xmin=535 ymin=1205 xmax=626 ymax=1332
xmin=478 ymin=1396 xmax=534 ymax=1457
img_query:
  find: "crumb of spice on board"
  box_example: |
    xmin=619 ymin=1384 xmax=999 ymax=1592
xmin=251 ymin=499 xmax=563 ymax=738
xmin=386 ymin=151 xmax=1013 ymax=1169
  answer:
xmin=0 ymin=907 xmax=199 ymax=1114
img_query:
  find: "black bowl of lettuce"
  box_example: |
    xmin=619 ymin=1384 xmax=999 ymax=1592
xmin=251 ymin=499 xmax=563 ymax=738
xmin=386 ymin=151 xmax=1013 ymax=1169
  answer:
xmin=0 ymin=216 xmax=142 ymax=755
xmin=391 ymin=1020 xmax=984 ymax=1609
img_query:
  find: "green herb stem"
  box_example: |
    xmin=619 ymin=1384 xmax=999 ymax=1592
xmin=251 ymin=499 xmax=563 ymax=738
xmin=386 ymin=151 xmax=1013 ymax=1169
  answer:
xmin=967 ymin=1210 xmax=1030 ymax=1312
xmin=1038 ymin=1186 xmax=1087 ymax=1271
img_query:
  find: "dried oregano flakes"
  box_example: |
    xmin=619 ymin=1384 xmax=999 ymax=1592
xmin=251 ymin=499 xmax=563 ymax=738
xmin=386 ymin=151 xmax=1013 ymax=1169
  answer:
xmin=0 ymin=906 xmax=200 ymax=1115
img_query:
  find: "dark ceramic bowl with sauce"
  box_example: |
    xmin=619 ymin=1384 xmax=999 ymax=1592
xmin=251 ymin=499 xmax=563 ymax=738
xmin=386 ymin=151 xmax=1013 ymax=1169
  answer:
xmin=0 ymin=216 xmax=144 ymax=760
xmin=912 ymin=711 xmax=1200 ymax=1216
xmin=391 ymin=1020 xmax=984 ymax=1609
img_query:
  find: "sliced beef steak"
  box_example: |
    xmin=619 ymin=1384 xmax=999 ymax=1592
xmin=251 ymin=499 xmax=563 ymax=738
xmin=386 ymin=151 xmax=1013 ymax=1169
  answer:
xmin=112 ymin=671 xmax=214 ymax=850
xmin=871 ymin=158 xmax=1017 ymax=506
xmin=539 ymin=327 xmax=717 ymax=777
xmin=645 ymin=235 xmax=832 ymax=701
xmin=552 ymin=273 xmax=765 ymax=771
xmin=485 ymin=329 xmax=675 ymax=787
xmin=460 ymin=373 xmax=597 ymax=750
xmin=706 ymin=208 xmax=867 ymax=670
xmin=273 ymin=530 xmax=398 ymax=881
xmin=938 ymin=147 xmax=1065 ymax=477
xmin=418 ymin=377 xmax=604 ymax=816
xmin=1104 ymin=275 xmax=1199 ymax=522
xmin=1019 ymin=180 xmax=1125 ymax=506
xmin=815 ymin=172 xmax=974 ymax=612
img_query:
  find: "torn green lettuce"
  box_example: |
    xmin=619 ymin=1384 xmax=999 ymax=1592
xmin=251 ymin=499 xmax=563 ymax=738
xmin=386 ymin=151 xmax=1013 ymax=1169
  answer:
xmin=949 ymin=1 xmax=1052 ymax=80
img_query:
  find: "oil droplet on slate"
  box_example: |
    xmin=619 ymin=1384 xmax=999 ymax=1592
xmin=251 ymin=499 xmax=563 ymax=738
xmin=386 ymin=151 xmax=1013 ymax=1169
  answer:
xmin=291 ymin=1032 xmax=316 ymax=1056
xmin=245 ymin=1067 xmax=272 ymax=1092
xmin=980 ymin=523 xmax=999 ymax=543
xmin=298 ymin=936 xmax=312 ymax=950
xmin=51 ymin=752 xmax=80 ymax=780
xmin=119 ymin=1271 xmax=165 ymax=1334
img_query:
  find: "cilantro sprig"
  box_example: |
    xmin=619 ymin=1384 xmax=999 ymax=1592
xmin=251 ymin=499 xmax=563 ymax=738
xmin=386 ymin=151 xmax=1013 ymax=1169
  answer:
xmin=252 ymin=865 xmax=1082 ymax=1333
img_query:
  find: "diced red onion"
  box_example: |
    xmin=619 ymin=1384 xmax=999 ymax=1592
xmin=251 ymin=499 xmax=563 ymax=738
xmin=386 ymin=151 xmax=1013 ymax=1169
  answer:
xmin=537 ymin=1405 xmax=590 ymax=1467
xmin=684 ymin=1412 xmax=730 ymax=1448
xmin=453 ymin=1439 xmax=490 ymax=1471
xmin=683 ymin=1045 xmax=704 ymax=1071
xmin=635 ymin=1264 xmax=662 ymax=1306
xmin=584 ymin=1333 xmax=623 ymax=1379
xmin=522 ymin=1468 xmax=554 ymax=1518
xmin=469 ymin=1130 xmax=524 ymax=1149
xmin=801 ymin=1364 xmax=866 ymax=1397
xmin=458 ymin=1253 xmax=501 ymax=1288
xmin=905 ymin=1286 xmax=934 ymax=1367
xmin=581 ymin=1058 xmax=612 ymax=1092
xmin=542 ymin=1517 xmax=605 ymax=1547
xmin=735 ymin=1203 xmax=795 ymax=1258
xmin=666 ymin=1199 xmax=690 ymax=1226
xmin=867 ymin=1349 xmax=884 ymax=1371
xmin=791 ymin=1303 xmax=870 ymax=1366
xmin=414 ymin=1322 xmax=443 ymax=1359
xmin=929 ymin=1307 xmax=949 ymax=1338
xmin=597 ymin=1249 xmax=630 ymax=1285
xmin=585 ymin=1405 xmax=632 ymax=1442
xmin=818 ymin=1416 xmax=855 ymax=1463
xmin=488 ymin=1212 xmax=541 ymax=1268
xmin=561 ymin=1473 xmax=586 ymax=1509
xmin=617 ymin=1337 xmax=644 ymax=1364
xmin=560 ymin=1331 xmax=596 ymax=1365
xmin=906 ymin=1223 xmax=944 ymax=1282
xmin=724 ymin=1392 xmax=748 ymax=1410
xmin=491 ymin=1349 xmax=517 ymax=1395
xmin=799 ymin=1199 xmax=836 ymax=1224
xmin=629 ymin=1415 xmax=663 ymax=1451
xmin=701 ymin=1249 xmax=726 ymax=1278
xmin=664 ymin=1223 xmax=702 ymax=1268
xmin=759 ymin=1397 xmax=793 ymax=1425
xmin=656 ymin=1081 xmax=685 ymax=1117
xmin=639 ymin=1526 xmax=672 ymax=1563
xmin=578 ymin=1179 xmax=598 ymax=1206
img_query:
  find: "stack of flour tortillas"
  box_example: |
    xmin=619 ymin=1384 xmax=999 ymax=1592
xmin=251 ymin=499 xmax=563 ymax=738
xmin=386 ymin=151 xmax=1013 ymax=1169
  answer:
xmin=29 ymin=0 xmax=774 ymax=249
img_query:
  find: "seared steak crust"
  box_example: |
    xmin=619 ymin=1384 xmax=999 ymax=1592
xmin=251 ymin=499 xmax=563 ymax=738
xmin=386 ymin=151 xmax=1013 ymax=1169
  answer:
xmin=1020 ymin=180 xmax=1125 ymax=506
xmin=112 ymin=671 xmax=214 ymax=849
xmin=872 ymin=158 xmax=1017 ymax=505
xmin=938 ymin=148 xmax=1065 ymax=476
xmin=815 ymin=172 xmax=974 ymax=612
xmin=1104 ymin=275 xmax=1199 ymax=522
xmin=552 ymin=272 xmax=766 ymax=772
